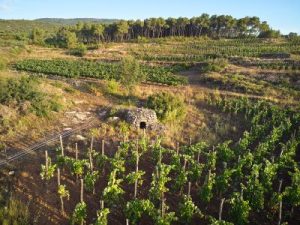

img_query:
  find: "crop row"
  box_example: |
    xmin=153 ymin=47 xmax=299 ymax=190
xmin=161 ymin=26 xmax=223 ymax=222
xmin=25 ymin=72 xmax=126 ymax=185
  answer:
xmin=14 ymin=59 xmax=188 ymax=86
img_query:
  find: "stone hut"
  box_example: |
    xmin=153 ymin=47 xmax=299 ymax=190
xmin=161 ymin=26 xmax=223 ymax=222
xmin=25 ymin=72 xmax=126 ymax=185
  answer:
xmin=125 ymin=108 xmax=158 ymax=129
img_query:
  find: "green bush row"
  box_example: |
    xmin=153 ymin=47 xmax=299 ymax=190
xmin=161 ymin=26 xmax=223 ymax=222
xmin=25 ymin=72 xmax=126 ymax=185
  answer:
xmin=15 ymin=59 xmax=188 ymax=86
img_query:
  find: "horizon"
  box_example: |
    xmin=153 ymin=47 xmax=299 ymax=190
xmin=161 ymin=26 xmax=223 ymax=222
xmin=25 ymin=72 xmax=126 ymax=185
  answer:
xmin=0 ymin=0 xmax=299 ymax=34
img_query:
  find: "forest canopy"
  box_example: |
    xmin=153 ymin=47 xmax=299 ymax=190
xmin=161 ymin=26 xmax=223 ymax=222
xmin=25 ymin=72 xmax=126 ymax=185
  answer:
xmin=24 ymin=14 xmax=284 ymax=47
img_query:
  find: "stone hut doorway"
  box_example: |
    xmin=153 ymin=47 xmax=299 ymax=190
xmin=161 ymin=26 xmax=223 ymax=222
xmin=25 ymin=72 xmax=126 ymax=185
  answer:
xmin=140 ymin=121 xmax=147 ymax=129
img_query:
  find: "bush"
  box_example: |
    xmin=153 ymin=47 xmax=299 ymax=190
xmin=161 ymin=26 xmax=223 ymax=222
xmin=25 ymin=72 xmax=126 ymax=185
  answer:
xmin=105 ymin=79 xmax=120 ymax=95
xmin=119 ymin=56 xmax=145 ymax=94
xmin=69 ymin=44 xmax=87 ymax=57
xmin=146 ymin=92 xmax=186 ymax=123
xmin=0 ymin=76 xmax=62 ymax=117
xmin=0 ymin=76 xmax=39 ymax=105
xmin=258 ymin=29 xmax=281 ymax=38
xmin=0 ymin=198 xmax=30 ymax=225
xmin=202 ymin=58 xmax=228 ymax=72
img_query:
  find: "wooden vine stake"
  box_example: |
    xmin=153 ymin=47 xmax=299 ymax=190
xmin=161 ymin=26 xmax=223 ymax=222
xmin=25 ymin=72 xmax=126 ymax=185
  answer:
xmin=79 ymin=179 xmax=84 ymax=225
xmin=80 ymin=179 xmax=84 ymax=203
xmin=57 ymin=168 xmax=65 ymax=216
xmin=45 ymin=150 xmax=49 ymax=175
xmin=90 ymin=136 xmax=94 ymax=152
xmin=100 ymin=200 xmax=104 ymax=209
xmin=188 ymin=182 xmax=191 ymax=197
xmin=218 ymin=198 xmax=225 ymax=221
xmin=134 ymin=140 xmax=139 ymax=199
xmin=60 ymin=135 xmax=64 ymax=156
xmin=89 ymin=137 xmax=94 ymax=171
xmin=75 ymin=143 xmax=78 ymax=161
xmin=126 ymin=219 xmax=129 ymax=225
xmin=44 ymin=150 xmax=49 ymax=192
xmin=75 ymin=143 xmax=79 ymax=182
xmin=278 ymin=179 xmax=283 ymax=225
xmin=161 ymin=193 xmax=165 ymax=217
xmin=101 ymin=139 xmax=105 ymax=156
xmin=180 ymin=158 xmax=187 ymax=195
xmin=159 ymin=145 xmax=162 ymax=167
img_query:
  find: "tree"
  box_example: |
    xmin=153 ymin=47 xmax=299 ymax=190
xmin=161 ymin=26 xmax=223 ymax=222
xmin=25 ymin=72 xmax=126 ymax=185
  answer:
xmin=55 ymin=28 xmax=78 ymax=49
xmin=119 ymin=56 xmax=144 ymax=94
xmin=114 ymin=20 xmax=129 ymax=41
xmin=288 ymin=32 xmax=298 ymax=39
xmin=46 ymin=15 xmax=274 ymax=43
xmin=196 ymin=14 xmax=210 ymax=36
xmin=91 ymin=24 xmax=105 ymax=43
xmin=65 ymin=31 xmax=78 ymax=49
xmin=30 ymin=28 xmax=45 ymax=45
xmin=258 ymin=29 xmax=280 ymax=38
xmin=146 ymin=92 xmax=186 ymax=123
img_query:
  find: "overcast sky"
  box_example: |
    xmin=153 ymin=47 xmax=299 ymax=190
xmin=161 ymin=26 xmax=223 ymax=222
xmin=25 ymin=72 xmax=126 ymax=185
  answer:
xmin=0 ymin=0 xmax=299 ymax=34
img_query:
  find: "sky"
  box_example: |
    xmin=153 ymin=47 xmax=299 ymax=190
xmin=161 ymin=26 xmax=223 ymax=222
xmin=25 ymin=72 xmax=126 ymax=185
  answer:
xmin=0 ymin=0 xmax=299 ymax=34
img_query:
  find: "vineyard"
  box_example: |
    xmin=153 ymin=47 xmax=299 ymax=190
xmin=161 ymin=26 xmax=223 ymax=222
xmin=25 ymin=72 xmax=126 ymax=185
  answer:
xmin=14 ymin=59 xmax=188 ymax=86
xmin=34 ymin=97 xmax=300 ymax=225
xmin=130 ymin=38 xmax=300 ymax=63
xmin=1 ymin=7 xmax=300 ymax=225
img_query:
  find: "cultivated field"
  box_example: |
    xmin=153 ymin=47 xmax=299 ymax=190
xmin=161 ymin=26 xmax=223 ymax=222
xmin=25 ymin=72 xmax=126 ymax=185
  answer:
xmin=0 ymin=17 xmax=300 ymax=225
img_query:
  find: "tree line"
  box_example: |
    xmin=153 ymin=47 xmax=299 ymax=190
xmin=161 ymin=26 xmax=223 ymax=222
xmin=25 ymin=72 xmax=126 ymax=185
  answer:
xmin=30 ymin=14 xmax=283 ymax=48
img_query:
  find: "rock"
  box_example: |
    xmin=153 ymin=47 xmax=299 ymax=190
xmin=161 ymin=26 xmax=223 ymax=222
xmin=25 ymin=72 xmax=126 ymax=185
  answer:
xmin=75 ymin=135 xmax=86 ymax=141
xmin=107 ymin=116 xmax=120 ymax=122
xmin=8 ymin=171 xmax=15 ymax=176
xmin=65 ymin=111 xmax=76 ymax=115
xmin=65 ymin=111 xmax=91 ymax=121
xmin=74 ymin=100 xmax=85 ymax=105
xmin=75 ymin=113 xmax=87 ymax=120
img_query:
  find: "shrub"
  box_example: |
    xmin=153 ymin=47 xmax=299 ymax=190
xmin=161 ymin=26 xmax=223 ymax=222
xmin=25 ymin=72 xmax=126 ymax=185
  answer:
xmin=202 ymin=58 xmax=228 ymax=72
xmin=0 ymin=198 xmax=30 ymax=225
xmin=119 ymin=56 xmax=145 ymax=94
xmin=0 ymin=76 xmax=62 ymax=117
xmin=0 ymin=76 xmax=39 ymax=105
xmin=69 ymin=43 xmax=87 ymax=57
xmin=146 ymin=92 xmax=186 ymax=123
xmin=105 ymin=79 xmax=120 ymax=95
